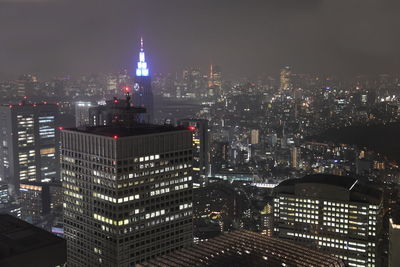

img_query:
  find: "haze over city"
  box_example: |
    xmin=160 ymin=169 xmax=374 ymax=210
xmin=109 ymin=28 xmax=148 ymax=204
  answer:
xmin=2 ymin=0 xmax=400 ymax=78
xmin=1 ymin=1 xmax=400 ymax=267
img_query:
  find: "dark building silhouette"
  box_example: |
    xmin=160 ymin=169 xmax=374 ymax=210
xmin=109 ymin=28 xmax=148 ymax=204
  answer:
xmin=178 ymin=119 xmax=209 ymax=186
xmin=88 ymin=94 xmax=145 ymax=127
xmin=0 ymin=214 xmax=66 ymax=267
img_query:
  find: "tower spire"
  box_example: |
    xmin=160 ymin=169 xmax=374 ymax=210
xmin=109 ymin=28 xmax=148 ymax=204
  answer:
xmin=136 ymin=37 xmax=149 ymax=77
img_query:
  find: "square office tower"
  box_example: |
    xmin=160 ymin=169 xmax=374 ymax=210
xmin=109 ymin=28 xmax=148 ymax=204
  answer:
xmin=61 ymin=124 xmax=193 ymax=267
xmin=0 ymin=103 xmax=59 ymax=197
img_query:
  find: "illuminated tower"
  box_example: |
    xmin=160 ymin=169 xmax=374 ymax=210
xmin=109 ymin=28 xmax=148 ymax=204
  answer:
xmin=279 ymin=66 xmax=292 ymax=92
xmin=134 ymin=37 xmax=153 ymax=123
xmin=208 ymin=64 xmax=222 ymax=96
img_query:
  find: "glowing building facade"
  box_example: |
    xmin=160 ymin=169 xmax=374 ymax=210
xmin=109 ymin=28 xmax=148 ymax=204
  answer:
xmin=133 ymin=37 xmax=153 ymax=123
xmin=273 ymin=174 xmax=383 ymax=267
xmin=0 ymin=103 xmax=59 ymax=197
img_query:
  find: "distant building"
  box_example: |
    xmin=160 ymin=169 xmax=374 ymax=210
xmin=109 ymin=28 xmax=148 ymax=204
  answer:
xmin=74 ymin=101 xmax=95 ymax=127
xmin=138 ymin=230 xmax=345 ymax=267
xmin=61 ymin=122 xmax=193 ymax=266
xmin=178 ymin=119 xmax=209 ymax=186
xmin=0 ymin=214 xmax=66 ymax=267
xmin=0 ymin=103 xmax=59 ymax=197
xmin=290 ymin=146 xmax=300 ymax=169
xmin=250 ymin=129 xmax=259 ymax=145
xmin=279 ymin=66 xmax=292 ymax=91
xmin=273 ymin=174 xmax=383 ymax=267
xmin=0 ymin=183 xmax=9 ymax=204
xmin=19 ymin=181 xmax=51 ymax=225
xmin=88 ymin=94 xmax=145 ymax=127
xmin=208 ymin=64 xmax=222 ymax=95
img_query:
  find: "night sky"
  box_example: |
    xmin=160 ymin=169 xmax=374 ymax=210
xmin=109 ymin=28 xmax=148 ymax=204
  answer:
xmin=1 ymin=0 xmax=400 ymax=79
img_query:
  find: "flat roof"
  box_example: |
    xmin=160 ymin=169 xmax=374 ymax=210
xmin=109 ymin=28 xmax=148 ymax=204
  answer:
xmin=64 ymin=124 xmax=189 ymax=138
xmin=0 ymin=214 xmax=65 ymax=259
xmin=278 ymin=174 xmax=358 ymax=189
xmin=276 ymin=174 xmax=382 ymax=204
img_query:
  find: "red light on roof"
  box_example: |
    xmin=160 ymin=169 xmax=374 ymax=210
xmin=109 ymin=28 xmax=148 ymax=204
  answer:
xmin=58 ymin=126 xmax=64 ymax=130
xmin=113 ymin=135 xmax=118 ymax=139
xmin=123 ymin=86 xmax=130 ymax=92
xmin=23 ymin=96 xmax=27 ymax=99
xmin=8 ymin=105 xmax=13 ymax=108
xmin=114 ymin=100 xmax=119 ymax=103
xmin=188 ymin=126 xmax=196 ymax=131
xmin=33 ymin=104 xmax=37 ymax=107
xmin=43 ymin=101 xmax=47 ymax=104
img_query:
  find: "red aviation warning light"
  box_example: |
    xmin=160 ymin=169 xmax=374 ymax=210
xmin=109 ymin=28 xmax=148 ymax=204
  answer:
xmin=188 ymin=126 xmax=196 ymax=131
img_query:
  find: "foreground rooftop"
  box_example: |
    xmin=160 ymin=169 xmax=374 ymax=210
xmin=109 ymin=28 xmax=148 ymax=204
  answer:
xmin=0 ymin=214 xmax=66 ymax=267
xmin=137 ymin=230 xmax=344 ymax=267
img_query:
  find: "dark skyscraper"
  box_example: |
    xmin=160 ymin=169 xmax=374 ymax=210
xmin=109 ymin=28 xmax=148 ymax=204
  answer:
xmin=88 ymin=94 xmax=145 ymax=127
xmin=133 ymin=37 xmax=154 ymax=123
xmin=178 ymin=119 xmax=209 ymax=187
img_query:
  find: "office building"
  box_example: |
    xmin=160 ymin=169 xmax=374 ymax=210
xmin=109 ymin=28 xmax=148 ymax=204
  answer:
xmin=0 ymin=214 xmax=66 ymax=267
xmin=61 ymin=122 xmax=194 ymax=266
xmin=75 ymin=101 xmax=96 ymax=127
xmin=273 ymin=174 xmax=383 ymax=267
xmin=134 ymin=37 xmax=153 ymax=123
xmin=178 ymin=119 xmax=209 ymax=186
xmin=0 ymin=103 xmax=59 ymax=197
xmin=138 ymin=230 xmax=345 ymax=267
xmin=291 ymin=146 xmax=301 ymax=169
xmin=250 ymin=129 xmax=259 ymax=145
xmin=88 ymin=94 xmax=145 ymax=127
xmin=19 ymin=181 xmax=51 ymax=225
xmin=0 ymin=183 xmax=9 ymax=204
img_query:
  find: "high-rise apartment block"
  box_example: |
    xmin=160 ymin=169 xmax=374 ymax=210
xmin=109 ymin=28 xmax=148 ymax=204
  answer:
xmin=273 ymin=174 xmax=383 ymax=267
xmin=61 ymin=124 xmax=194 ymax=266
xmin=0 ymin=103 xmax=59 ymax=197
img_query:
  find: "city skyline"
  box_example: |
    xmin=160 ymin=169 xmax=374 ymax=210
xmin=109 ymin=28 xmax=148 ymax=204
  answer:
xmin=1 ymin=1 xmax=400 ymax=266
xmin=2 ymin=1 xmax=400 ymax=79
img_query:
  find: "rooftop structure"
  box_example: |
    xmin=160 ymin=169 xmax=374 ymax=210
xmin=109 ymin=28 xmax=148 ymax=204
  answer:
xmin=137 ymin=230 xmax=344 ymax=267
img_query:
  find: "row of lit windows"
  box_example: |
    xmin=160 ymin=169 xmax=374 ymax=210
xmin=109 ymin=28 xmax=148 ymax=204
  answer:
xmin=93 ymin=192 xmax=140 ymax=203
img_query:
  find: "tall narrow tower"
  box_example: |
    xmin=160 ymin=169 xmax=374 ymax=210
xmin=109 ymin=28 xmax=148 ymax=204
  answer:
xmin=134 ymin=37 xmax=154 ymax=123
